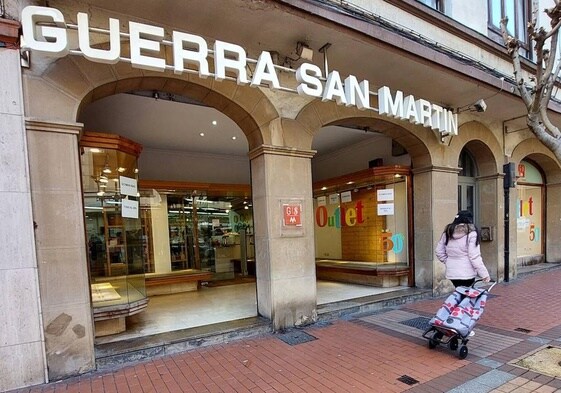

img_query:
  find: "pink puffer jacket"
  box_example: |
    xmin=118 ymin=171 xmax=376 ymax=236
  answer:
xmin=435 ymin=224 xmax=490 ymax=280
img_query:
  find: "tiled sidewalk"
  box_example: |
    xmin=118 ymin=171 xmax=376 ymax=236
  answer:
xmin=12 ymin=267 xmax=561 ymax=393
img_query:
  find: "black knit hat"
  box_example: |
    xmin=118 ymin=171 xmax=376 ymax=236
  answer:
xmin=453 ymin=210 xmax=473 ymax=224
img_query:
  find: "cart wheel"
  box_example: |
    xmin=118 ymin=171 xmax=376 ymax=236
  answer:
xmin=459 ymin=346 xmax=468 ymax=359
xmin=449 ymin=337 xmax=459 ymax=351
xmin=429 ymin=331 xmax=442 ymax=349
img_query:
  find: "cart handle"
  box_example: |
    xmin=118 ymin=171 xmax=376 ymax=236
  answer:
xmin=472 ymin=279 xmax=497 ymax=292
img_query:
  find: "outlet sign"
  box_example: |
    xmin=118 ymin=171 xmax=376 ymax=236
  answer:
xmin=20 ymin=6 xmax=458 ymax=137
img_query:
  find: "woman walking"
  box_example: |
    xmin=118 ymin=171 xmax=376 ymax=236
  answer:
xmin=436 ymin=210 xmax=490 ymax=288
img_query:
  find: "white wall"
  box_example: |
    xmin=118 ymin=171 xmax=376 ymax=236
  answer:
xmin=139 ymin=148 xmax=251 ymax=184
xmin=312 ymin=135 xmax=411 ymax=182
xmin=446 ymin=0 xmax=488 ymax=34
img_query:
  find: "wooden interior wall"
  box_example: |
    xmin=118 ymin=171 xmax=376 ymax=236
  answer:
xmin=341 ymin=188 xmax=386 ymax=262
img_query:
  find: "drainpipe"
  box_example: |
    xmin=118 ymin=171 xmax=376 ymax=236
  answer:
xmin=503 ymin=162 xmax=516 ymax=282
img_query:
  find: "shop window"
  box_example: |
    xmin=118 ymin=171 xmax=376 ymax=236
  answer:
xmin=488 ymin=0 xmax=531 ymax=58
xmin=416 ymin=0 xmax=444 ymax=12
xmin=516 ymin=160 xmax=544 ymax=260
xmin=313 ymin=166 xmax=412 ymax=287
xmin=80 ymin=132 xmax=147 ymax=312
xmin=140 ymin=187 xmax=255 ymax=280
xmin=458 ymin=149 xmax=478 ymax=223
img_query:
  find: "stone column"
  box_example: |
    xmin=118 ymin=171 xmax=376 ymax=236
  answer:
xmin=26 ymin=120 xmax=95 ymax=380
xmin=0 ymin=18 xmax=48 ymax=392
xmin=477 ymin=175 xmax=503 ymax=281
xmin=546 ymin=183 xmax=561 ymax=262
xmin=249 ymin=145 xmax=317 ymax=330
xmin=413 ymin=166 xmax=460 ymax=295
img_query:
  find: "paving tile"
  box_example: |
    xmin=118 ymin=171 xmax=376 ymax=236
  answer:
xmin=447 ymin=370 xmax=516 ymax=393
xmin=10 ymin=268 xmax=561 ymax=393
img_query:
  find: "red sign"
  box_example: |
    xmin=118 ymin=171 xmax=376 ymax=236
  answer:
xmin=283 ymin=204 xmax=302 ymax=226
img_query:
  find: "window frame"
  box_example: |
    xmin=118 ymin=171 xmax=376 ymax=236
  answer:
xmin=416 ymin=0 xmax=445 ymax=13
xmin=487 ymin=0 xmax=531 ymax=58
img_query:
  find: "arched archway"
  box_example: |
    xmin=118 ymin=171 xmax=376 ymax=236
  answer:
xmin=295 ymin=100 xmax=465 ymax=293
xmin=76 ymin=76 xmax=276 ymax=150
xmin=24 ymin=49 xmax=299 ymax=375
xmin=511 ymin=140 xmax=561 ymax=266
xmin=446 ymin=121 xmax=503 ymax=284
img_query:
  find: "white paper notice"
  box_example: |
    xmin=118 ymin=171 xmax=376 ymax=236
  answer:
xmin=122 ymin=199 xmax=139 ymax=218
xmin=329 ymin=193 xmax=339 ymax=204
xmin=317 ymin=196 xmax=327 ymax=206
xmin=340 ymin=191 xmax=352 ymax=203
xmin=377 ymin=203 xmax=394 ymax=216
xmin=120 ymin=176 xmax=138 ymax=197
xmin=377 ymin=189 xmax=394 ymax=201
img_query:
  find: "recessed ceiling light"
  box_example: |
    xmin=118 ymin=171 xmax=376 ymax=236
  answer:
xmin=199 ymin=132 xmax=205 ymax=137
xmin=134 ymin=168 xmax=139 ymax=173
xmin=232 ymin=136 xmax=237 ymax=140
xmin=321 ymin=186 xmax=327 ymax=191
xmin=90 ymin=148 xmax=102 ymax=153
xmin=346 ymin=181 xmax=354 ymax=185
xmin=212 ymin=120 xmax=217 ymax=125
xmin=118 ymin=167 xmax=126 ymax=173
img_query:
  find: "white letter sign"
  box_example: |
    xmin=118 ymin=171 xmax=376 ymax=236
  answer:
xmin=129 ymin=21 xmax=166 ymax=72
xmin=21 ymin=6 xmax=69 ymax=57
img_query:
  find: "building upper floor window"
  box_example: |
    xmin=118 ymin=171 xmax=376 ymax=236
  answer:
xmin=417 ymin=0 xmax=444 ymax=12
xmin=488 ymin=0 xmax=531 ymax=58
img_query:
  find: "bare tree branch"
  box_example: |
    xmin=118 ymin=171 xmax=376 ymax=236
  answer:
xmin=501 ymin=5 xmax=561 ymax=163
xmin=539 ymin=106 xmax=561 ymax=138
xmin=500 ymin=17 xmax=533 ymax=108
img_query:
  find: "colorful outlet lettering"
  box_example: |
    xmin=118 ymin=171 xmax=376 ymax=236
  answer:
xmin=315 ymin=201 xmax=365 ymax=227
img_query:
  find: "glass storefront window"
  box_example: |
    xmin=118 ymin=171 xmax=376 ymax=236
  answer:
xmin=313 ymin=166 xmax=412 ymax=283
xmin=516 ymin=160 xmax=544 ymax=258
xmin=81 ymin=136 xmax=147 ymax=310
xmin=140 ymin=188 xmax=255 ymax=280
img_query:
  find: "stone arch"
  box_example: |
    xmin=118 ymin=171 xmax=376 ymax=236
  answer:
xmin=23 ymin=55 xmax=280 ymax=151
xmin=295 ymin=100 xmax=437 ymax=168
xmin=449 ymin=121 xmax=503 ymax=176
xmin=511 ymin=138 xmax=561 ymax=264
xmin=511 ymin=139 xmax=561 ymax=183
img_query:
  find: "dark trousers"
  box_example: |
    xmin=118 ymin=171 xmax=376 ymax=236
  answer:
xmin=451 ymin=278 xmax=475 ymax=288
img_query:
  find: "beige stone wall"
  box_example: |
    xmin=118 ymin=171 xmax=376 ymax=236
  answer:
xmin=0 ymin=32 xmax=47 ymax=393
xmin=26 ymin=120 xmax=96 ymax=380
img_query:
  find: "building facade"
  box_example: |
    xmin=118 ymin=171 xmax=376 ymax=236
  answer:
xmin=1 ymin=0 xmax=561 ymax=390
